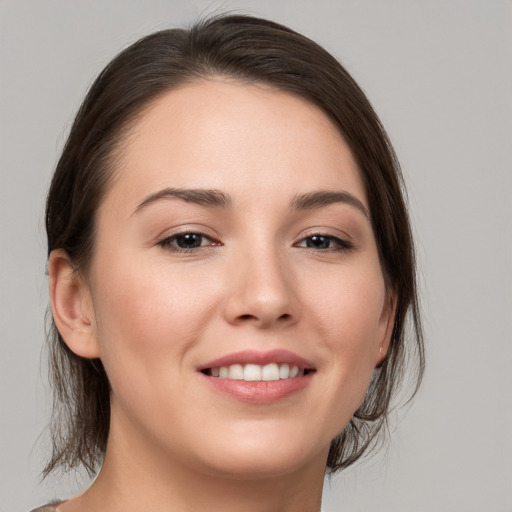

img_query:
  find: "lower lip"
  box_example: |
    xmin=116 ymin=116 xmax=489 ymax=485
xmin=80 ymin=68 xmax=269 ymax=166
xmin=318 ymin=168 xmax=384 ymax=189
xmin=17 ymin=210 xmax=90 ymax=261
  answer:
xmin=200 ymin=373 xmax=314 ymax=404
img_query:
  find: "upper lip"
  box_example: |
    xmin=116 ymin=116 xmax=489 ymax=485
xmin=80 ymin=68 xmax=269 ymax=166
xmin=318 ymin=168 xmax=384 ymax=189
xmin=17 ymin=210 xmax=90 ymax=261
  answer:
xmin=198 ymin=349 xmax=315 ymax=371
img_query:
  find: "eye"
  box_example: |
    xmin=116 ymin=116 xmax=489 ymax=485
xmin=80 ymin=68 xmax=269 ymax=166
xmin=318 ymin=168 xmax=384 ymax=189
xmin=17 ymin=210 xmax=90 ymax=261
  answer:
xmin=158 ymin=232 xmax=220 ymax=252
xmin=295 ymin=234 xmax=354 ymax=252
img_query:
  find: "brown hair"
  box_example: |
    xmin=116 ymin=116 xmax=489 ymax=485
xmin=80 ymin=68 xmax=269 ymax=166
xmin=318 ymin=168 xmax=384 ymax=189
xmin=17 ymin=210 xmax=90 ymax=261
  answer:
xmin=44 ymin=13 xmax=424 ymax=476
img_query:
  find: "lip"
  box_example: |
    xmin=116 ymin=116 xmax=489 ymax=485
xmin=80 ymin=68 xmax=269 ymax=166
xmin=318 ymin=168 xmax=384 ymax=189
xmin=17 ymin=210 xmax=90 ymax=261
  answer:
xmin=200 ymin=374 xmax=313 ymax=404
xmin=197 ymin=349 xmax=315 ymax=404
xmin=198 ymin=349 xmax=315 ymax=371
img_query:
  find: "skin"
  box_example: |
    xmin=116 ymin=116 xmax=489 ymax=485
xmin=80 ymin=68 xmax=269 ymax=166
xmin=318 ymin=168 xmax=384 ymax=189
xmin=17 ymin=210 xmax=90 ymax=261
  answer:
xmin=49 ymin=79 xmax=395 ymax=512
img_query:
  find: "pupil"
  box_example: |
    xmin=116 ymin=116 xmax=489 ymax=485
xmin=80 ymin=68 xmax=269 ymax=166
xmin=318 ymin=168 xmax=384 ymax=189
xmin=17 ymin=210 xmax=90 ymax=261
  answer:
xmin=177 ymin=233 xmax=202 ymax=248
xmin=308 ymin=236 xmax=329 ymax=249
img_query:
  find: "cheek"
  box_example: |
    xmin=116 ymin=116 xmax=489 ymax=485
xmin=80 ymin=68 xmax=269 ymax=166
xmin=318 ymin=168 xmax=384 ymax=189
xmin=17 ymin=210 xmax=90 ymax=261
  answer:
xmin=309 ymin=261 xmax=386 ymax=347
xmin=304 ymin=261 xmax=387 ymax=405
xmin=89 ymin=252 xmax=222 ymax=383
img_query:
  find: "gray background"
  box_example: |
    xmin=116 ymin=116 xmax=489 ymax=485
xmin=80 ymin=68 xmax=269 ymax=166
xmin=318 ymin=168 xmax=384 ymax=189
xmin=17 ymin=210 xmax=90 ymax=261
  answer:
xmin=1 ymin=1 xmax=511 ymax=511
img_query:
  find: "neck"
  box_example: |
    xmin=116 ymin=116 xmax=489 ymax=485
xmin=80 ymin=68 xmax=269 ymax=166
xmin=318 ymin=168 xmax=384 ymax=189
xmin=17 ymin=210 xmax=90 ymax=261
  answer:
xmin=62 ymin=414 xmax=327 ymax=512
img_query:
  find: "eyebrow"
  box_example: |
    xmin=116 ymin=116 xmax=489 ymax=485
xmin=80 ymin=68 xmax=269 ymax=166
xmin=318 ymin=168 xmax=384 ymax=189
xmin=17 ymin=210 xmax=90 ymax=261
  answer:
xmin=290 ymin=190 xmax=369 ymax=218
xmin=133 ymin=187 xmax=231 ymax=214
xmin=133 ymin=187 xmax=369 ymax=218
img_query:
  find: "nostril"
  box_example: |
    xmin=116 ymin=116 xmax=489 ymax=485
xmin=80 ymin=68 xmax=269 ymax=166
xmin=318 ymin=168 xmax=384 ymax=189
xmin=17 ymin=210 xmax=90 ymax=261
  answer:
xmin=235 ymin=312 xmax=292 ymax=324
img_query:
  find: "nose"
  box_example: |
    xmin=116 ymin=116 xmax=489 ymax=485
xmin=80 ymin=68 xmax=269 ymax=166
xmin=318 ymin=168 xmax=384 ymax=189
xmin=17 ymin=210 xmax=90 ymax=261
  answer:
xmin=222 ymin=246 xmax=298 ymax=329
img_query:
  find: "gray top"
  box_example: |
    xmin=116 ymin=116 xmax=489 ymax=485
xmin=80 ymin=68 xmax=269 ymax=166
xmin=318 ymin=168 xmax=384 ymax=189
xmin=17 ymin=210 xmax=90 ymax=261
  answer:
xmin=30 ymin=502 xmax=63 ymax=512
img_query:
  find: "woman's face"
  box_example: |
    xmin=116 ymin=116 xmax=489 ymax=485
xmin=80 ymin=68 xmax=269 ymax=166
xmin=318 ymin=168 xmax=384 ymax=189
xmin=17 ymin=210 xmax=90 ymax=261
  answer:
xmin=83 ymin=80 xmax=394 ymax=478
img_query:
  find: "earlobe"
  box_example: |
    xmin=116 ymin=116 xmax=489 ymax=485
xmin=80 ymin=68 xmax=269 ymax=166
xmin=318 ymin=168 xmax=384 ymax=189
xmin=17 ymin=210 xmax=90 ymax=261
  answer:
xmin=48 ymin=249 xmax=100 ymax=359
xmin=376 ymin=292 xmax=397 ymax=366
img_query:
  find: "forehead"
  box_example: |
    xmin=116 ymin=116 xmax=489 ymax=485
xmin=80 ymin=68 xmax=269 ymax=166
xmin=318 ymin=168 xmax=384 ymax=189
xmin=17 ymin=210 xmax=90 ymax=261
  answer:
xmin=104 ymin=79 xmax=367 ymax=213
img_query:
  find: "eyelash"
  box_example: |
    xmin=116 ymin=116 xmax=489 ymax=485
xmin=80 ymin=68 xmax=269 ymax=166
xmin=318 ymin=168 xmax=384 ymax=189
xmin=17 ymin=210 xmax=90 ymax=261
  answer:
xmin=157 ymin=232 xmax=221 ymax=253
xmin=157 ymin=232 xmax=355 ymax=254
xmin=293 ymin=234 xmax=355 ymax=252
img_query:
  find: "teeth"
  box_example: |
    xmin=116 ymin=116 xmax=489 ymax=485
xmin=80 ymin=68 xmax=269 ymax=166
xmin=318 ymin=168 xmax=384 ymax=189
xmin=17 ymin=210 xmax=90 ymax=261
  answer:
xmin=209 ymin=363 xmax=304 ymax=381
xmin=279 ymin=363 xmax=290 ymax=379
xmin=261 ymin=363 xmax=280 ymax=381
xmin=244 ymin=364 xmax=261 ymax=381
xmin=228 ymin=364 xmax=244 ymax=380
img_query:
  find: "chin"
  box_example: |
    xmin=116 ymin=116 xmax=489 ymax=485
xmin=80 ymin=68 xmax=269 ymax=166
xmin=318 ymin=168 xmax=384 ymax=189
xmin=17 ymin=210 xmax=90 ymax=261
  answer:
xmin=201 ymin=455 xmax=317 ymax=481
xmin=192 ymin=431 xmax=329 ymax=480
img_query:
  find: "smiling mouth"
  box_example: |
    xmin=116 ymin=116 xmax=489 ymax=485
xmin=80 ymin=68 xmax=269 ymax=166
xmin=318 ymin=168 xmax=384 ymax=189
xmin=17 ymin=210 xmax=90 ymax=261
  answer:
xmin=198 ymin=349 xmax=316 ymax=403
xmin=202 ymin=363 xmax=315 ymax=381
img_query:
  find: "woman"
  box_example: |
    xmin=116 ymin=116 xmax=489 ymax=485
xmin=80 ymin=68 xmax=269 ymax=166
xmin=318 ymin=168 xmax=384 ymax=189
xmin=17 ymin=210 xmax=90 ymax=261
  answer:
xmin=37 ymin=13 xmax=423 ymax=512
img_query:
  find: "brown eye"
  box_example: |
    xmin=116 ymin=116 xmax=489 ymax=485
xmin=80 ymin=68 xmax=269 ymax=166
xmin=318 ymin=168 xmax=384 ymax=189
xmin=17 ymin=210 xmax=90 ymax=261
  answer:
xmin=305 ymin=235 xmax=331 ymax=249
xmin=173 ymin=233 xmax=205 ymax=249
xmin=296 ymin=234 xmax=355 ymax=252
xmin=158 ymin=232 xmax=220 ymax=252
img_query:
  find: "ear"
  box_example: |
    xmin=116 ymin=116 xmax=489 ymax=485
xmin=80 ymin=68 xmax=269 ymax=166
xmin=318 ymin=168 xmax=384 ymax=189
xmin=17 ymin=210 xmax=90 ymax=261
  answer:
xmin=375 ymin=291 xmax=397 ymax=367
xmin=48 ymin=249 xmax=100 ymax=359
